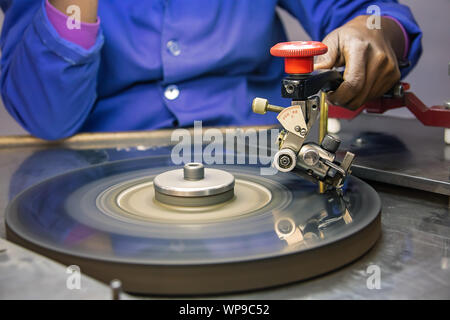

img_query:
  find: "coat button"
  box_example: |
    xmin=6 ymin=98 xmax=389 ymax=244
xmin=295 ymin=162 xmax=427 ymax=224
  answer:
xmin=167 ymin=40 xmax=181 ymax=56
xmin=164 ymin=85 xmax=180 ymax=100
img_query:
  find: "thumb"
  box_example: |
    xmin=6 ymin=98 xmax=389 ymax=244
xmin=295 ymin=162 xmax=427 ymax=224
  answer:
xmin=314 ymin=33 xmax=340 ymax=70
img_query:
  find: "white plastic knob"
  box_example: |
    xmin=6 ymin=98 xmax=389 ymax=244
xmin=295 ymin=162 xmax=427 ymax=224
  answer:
xmin=273 ymin=148 xmax=297 ymax=172
xmin=445 ymin=128 xmax=450 ymax=145
xmin=252 ymin=97 xmax=269 ymax=114
xmin=328 ymin=118 xmax=341 ymax=134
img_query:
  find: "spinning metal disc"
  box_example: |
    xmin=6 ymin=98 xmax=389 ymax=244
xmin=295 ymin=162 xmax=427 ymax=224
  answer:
xmin=153 ymin=163 xmax=235 ymax=206
xmin=5 ymin=156 xmax=381 ymax=295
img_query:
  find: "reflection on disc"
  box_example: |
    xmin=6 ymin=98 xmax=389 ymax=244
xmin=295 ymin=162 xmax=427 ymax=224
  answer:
xmin=5 ymin=155 xmax=381 ymax=295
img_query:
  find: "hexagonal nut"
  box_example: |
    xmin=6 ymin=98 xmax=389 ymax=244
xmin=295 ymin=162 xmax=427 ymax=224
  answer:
xmin=273 ymin=148 xmax=297 ymax=172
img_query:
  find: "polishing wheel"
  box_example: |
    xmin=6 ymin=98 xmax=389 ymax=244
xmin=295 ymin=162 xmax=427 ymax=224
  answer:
xmin=5 ymin=156 xmax=381 ymax=295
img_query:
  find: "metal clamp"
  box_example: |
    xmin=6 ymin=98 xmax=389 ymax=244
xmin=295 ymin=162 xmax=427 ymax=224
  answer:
xmin=252 ymin=93 xmax=355 ymax=189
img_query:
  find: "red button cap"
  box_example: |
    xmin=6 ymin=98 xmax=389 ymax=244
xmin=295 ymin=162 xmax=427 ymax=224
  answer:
xmin=270 ymin=41 xmax=328 ymax=74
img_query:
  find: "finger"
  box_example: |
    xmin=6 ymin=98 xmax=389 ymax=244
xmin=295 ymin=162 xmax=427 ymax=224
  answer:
xmin=314 ymin=32 xmax=341 ymax=70
xmin=327 ymin=40 xmax=368 ymax=107
xmin=345 ymin=50 xmax=387 ymax=108
xmin=347 ymin=50 xmax=400 ymax=108
xmin=370 ymin=58 xmax=401 ymax=100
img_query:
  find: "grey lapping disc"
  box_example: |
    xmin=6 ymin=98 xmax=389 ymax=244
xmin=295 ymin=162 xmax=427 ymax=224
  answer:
xmin=5 ymin=156 xmax=381 ymax=295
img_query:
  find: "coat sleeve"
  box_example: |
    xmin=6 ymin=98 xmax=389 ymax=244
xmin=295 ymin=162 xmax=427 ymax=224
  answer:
xmin=278 ymin=0 xmax=422 ymax=78
xmin=0 ymin=0 xmax=104 ymax=140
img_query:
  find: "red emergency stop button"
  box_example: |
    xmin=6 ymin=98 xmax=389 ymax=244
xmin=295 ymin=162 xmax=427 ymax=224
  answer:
xmin=270 ymin=41 xmax=328 ymax=74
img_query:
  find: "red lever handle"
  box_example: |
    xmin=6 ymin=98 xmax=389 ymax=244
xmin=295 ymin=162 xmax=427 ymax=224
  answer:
xmin=270 ymin=41 xmax=328 ymax=74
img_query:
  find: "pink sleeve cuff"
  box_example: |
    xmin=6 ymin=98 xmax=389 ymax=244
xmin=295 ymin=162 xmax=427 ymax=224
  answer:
xmin=383 ymin=16 xmax=410 ymax=60
xmin=45 ymin=0 xmax=100 ymax=50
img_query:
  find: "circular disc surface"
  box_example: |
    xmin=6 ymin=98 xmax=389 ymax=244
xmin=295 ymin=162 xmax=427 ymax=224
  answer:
xmin=110 ymin=178 xmax=272 ymax=222
xmin=5 ymin=156 xmax=381 ymax=295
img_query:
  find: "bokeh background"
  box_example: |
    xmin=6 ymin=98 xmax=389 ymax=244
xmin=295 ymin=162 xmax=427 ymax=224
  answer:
xmin=0 ymin=0 xmax=448 ymax=136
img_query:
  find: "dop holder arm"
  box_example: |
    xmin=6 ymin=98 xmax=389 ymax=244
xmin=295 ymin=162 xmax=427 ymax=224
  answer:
xmin=252 ymin=41 xmax=355 ymax=190
xmin=252 ymin=97 xmax=354 ymax=189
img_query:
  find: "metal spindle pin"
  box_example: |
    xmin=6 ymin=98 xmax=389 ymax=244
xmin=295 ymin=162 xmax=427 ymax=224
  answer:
xmin=183 ymin=163 xmax=204 ymax=181
xmin=110 ymin=279 xmax=122 ymax=300
xmin=319 ymin=91 xmax=329 ymax=194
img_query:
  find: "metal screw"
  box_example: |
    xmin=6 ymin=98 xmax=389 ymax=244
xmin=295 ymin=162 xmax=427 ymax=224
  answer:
xmin=300 ymin=128 xmax=307 ymax=136
xmin=285 ymin=84 xmax=295 ymax=94
xmin=444 ymin=101 xmax=450 ymax=109
xmin=277 ymin=219 xmax=293 ymax=234
xmin=294 ymin=125 xmax=301 ymax=132
xmin=355 ymin=137 xmax=364 ymax=145
xmin=392 ymin=84 xmax=404 ymax=98
xmin=279 ymin=155 xmax=292 ymax=168
xmin=110 ymin=279 xmax=122 ymax=300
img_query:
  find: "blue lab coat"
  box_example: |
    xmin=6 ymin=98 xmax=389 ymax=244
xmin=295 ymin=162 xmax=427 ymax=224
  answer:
xmin=0 ymin=0 xmax=422 ymax=140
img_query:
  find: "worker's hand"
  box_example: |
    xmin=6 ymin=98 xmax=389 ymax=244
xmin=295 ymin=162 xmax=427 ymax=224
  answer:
xmin=314 ymin=15 xmax=405 ymax=110
xmin=50 ymin=0 xmax=98 ymax=23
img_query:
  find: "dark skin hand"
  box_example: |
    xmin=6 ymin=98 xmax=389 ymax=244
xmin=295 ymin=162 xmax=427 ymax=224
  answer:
xmin=314 ymin=15 xmax=406 ymax=110
xmin=49 ymin=0 xmax=98 ymax=23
